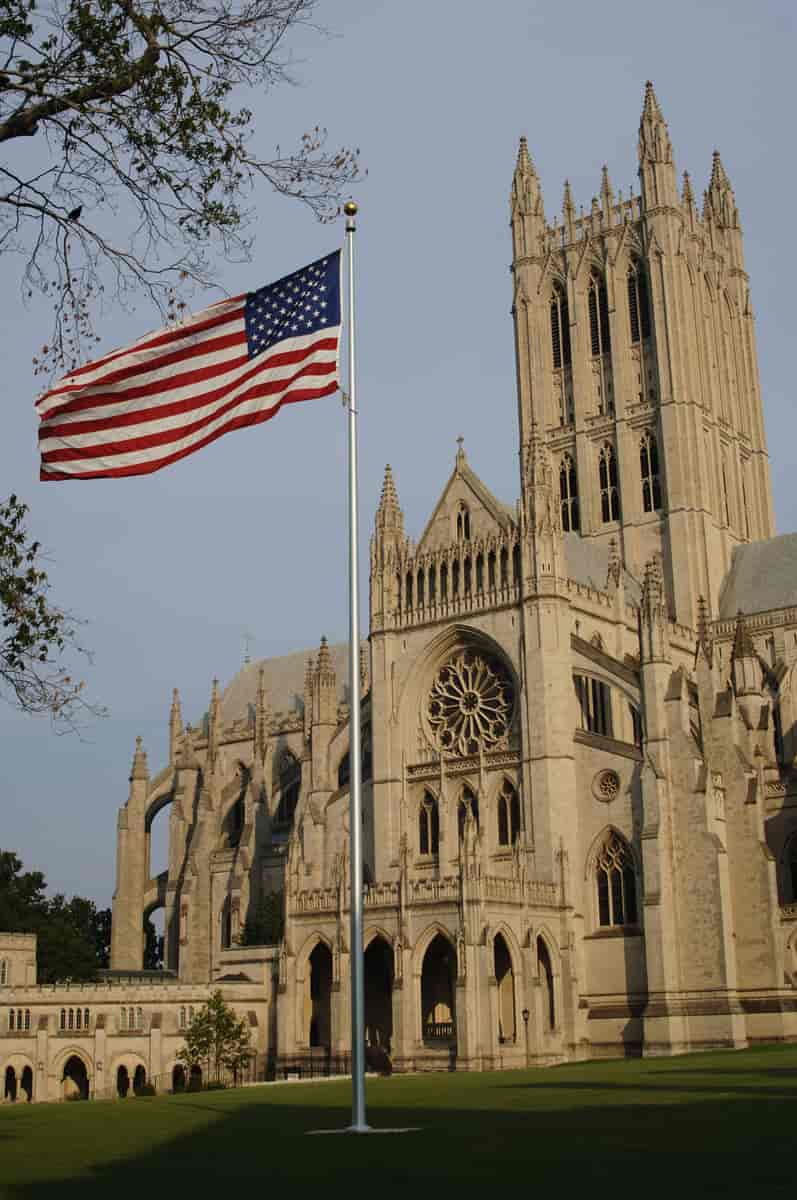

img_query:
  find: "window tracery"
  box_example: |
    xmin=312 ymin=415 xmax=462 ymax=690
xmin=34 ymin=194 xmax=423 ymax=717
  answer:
xmin=640 ymin=431 xmax=662 ymax=513
xmin=627 ymin=262 xmax=651 ymax=344
xmin=550 ymin=284 xmax=571 ymax=369
xmin=595 ymin=833 xmax=638 ymax=928
xmin=427 ymin=650 xmax=514 ymax=757
xmin=419 ymin=792 xmax=440 ymax=857
xmin=598 ymin=443 xmax=620 ymax=523
xmin=559 ymin=453 xmax=580 ymax=532
xmin=497 ymin=780 xmax=521 ymax=846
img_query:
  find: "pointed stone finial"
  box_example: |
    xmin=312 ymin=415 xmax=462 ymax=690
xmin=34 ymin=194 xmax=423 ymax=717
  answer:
xmin=375 ymin=462 xmax=404 ymax=540
xmin=562 ymin=179 xmax=575 ymax=242
xmin=516 ymin=135 xmax=533 ymax=176
xmin=178 ymin=724 xmax=198 ymax=770
xmin=317 ymin=635 xmax=332 ymax=674
xmin=706 ymin=150 xmax=739 ymax=228
xmin=455 ymin=435 xmax=466 ymax=470
xmin=696 ymin=595 xmax=713 ymax=666
xmin=130 ymin=735 xmax=149 ymax=782
xmin=638 ymin=80 xmax=673 ymax=166
xmin=732 ymin=610 xmax=755 ymax=662
xmin=682 ymin=170 xmax=695 ymax=206
xmin=600 ymin=165 xmax=615 ymax=224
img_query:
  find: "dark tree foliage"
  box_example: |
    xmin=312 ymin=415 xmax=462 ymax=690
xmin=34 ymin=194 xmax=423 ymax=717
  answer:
xmin=0 ymin=848 xmax=111 ymax=980
xmin=0 ymin=0 xmax=360 ymax=374
xmin=237 ymin=889 xmax=283 ymax=945
xmin=0 ymin=494 xmax=103 ymax=724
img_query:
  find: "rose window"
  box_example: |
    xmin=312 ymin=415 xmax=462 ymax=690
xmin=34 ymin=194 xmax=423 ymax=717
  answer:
xmin=427 ymin=650 xmax=514 ymax=757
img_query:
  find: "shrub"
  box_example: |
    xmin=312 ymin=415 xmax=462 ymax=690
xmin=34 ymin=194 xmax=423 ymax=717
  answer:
xmin=134 ymin=1083 xmax=157 ymax=1097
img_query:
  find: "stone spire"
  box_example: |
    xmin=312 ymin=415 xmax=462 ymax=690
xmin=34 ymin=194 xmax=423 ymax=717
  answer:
xmin=178 ymin=723 xmax=198 ymax=771
xmin=254 ymin=665 xmax=271 ymax=764
xmin=637 ymin=81 xmax=677 ymax=209
xmin=682 ymin=170 xmax=698 ymax=227
xmin=207 ymin=677 xmax=221 ymax=772
xmin=511 ymin=135 xmax=545 ymax=257
xmin=169 ymin=687 xmax=183 ymax=766
xmin=312 ymin=635 xmax=337 ymax=726
xmin=640 ymin=555 xmax=670 ymax=662
xmin=696 ymin=595 xmax=713 ymax=666
xmin=562 ymin=179 xmax=576 ymax=243
xmin=600 ymin=165 xmax=615 ymax=225
xmin=731 ymin=610 xmax=763 ymax=723
xmin=375 ymin=464 xmax=404 ymax=540
xmin=705 ymin=150 xmax=739 ymax=230
xmin=129 ymin=735 xmax=149 ymax=782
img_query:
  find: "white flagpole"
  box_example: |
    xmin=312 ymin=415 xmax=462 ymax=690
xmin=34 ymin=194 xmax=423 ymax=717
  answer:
xmin=344 ymin=200 xmax=368 ymax=1133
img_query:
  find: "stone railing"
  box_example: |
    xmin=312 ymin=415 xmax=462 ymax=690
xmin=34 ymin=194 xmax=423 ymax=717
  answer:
xmin=289 ymin=873 xmax=561 ymax=917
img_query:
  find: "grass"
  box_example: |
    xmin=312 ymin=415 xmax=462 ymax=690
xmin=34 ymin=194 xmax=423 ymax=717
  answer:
xmin=1 ymin=1045 xmax=796 ymax=1198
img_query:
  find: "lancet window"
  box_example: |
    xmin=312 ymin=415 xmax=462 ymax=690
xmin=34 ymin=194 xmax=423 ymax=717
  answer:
xmin=456 ymin=503 xmax=471 ymax=541
xmin=419 ymin=792 xmax=440 ymax=857
xmin=588 ymin=271 xmax=611 ymax=358
xmin=574 ymin=674 xmax=612 ymax=738
xmin=599 ymin=443 xmax=620 ymax=523
xmin=275 ymin=752 xmax=300 ymax=827
xmin=550 ymin=284 xmax=572 ymax=369
xmin=497 ymin=780 xmax=521 ymax=847
xmin=627 ymin=262 xmax=651 ymax=344
xmin=640 ymin=432 xmax=662 ymax=513
xmin=595 ymin=833 xmax=638 ymax=928
xmin=0 ymin=960 xmax=7 ymax=987
xmin=559 ymin=454 xmax=580 ymax=532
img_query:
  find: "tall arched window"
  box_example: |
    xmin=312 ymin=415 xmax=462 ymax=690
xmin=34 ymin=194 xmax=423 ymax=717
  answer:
xmin=559 ymin=454 xmax=580 ymax=532
xmin=416 ymin=567 xmax=425 ymax=608
xmin=627 ymin=262 xmax=651 ymax=343
xmin=419 ymin=792 xmax=440 ymax=857
xmin=276 ymin=752 xmax=300 ymax=827
xmin=456 ymin=503 xmax=471 ymax=541
xmin=497 ymin=780 xmax=521 ymax=846
xmin=458 ymin=787 xmax=479 ymax=840
xmin=550 ymin=284 xmax=572 ymax=369
xmin=221 ymin=896 xmax=232 ymax=950
xmin=588 ymin=272 xmax=611 ymax=358
xmin=640 ymin=432 xmax=662 ymax=512
xmin=599 ymin=443 xmax=620 ymax=522
xmin=595 ymin=833 xmax=638 ymax=928
xmin=537 ymin=937 xmax=555 ymax=1030
xmin=0 ymin=960 xmax=7 ymax=987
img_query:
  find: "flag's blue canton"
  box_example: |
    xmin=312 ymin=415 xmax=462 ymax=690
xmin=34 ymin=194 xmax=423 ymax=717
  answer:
xmin=244 ymin=250 xmax=341 ymax=360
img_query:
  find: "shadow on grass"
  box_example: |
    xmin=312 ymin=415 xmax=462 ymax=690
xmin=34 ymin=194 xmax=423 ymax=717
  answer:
xmin=3 ymin=1071 xmax=797 ymax=1199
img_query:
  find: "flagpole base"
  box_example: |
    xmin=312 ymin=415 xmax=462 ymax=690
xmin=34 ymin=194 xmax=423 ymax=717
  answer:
xmin=305 ymin=1126 xmax=421 ymax=1136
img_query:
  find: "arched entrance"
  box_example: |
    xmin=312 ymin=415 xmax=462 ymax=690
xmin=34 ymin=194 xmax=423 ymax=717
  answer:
xmin=537 ymin=936 xmax=555 ymax=1030
xmin=133 ymin=1065 xmax=147 ymax=1094
xmin=20 ymin=1066 xmax=33 ymax=1102
xmin=62 ymin=1055 xmax=89 ymax=1100
xmin=188 ymin=1064 xmax=202 ymax=1092
xmin=364 ymin=937 xmax=393 ymax=1066
xmin=172 ymin=1064 xmax=186 ymax=1092
xmin=116 ymin=1065 xmax=130 ymax=1098
xmin=4 ymin=1065 xmax=17 ymax=1102
xmin=308 ymin=942 xmax=332 ymax=1050
xmin=421 ymin=934 xmax=456 ymax=1043
xmin=494 ymin=933 xmax=516 ymax=1043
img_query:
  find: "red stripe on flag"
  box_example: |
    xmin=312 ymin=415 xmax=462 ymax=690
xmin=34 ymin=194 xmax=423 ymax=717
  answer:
xmin=40 ymin=378 xmax=339 ymax=480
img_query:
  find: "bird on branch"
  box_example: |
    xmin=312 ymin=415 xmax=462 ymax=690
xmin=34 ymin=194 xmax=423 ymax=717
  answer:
xmin=66 ymin=205 xmax=83 ymax=221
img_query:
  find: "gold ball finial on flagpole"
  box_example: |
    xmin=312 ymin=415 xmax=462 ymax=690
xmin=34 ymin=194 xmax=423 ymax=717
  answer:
xmin=343 ymin=200 xmax=358 ymax=217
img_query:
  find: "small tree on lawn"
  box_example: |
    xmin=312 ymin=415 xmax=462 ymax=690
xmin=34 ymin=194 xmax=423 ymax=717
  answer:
xmin=177 ymin=990 xmax=252 ymax=1084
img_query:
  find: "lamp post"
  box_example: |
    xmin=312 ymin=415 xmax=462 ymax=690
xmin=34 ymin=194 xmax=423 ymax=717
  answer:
xmin=521 ymin=1007 xmax=530 ymax=1069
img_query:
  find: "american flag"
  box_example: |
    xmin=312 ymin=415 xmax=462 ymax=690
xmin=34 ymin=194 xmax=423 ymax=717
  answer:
xmin=37 ymin=251 xmax=342 ymax=480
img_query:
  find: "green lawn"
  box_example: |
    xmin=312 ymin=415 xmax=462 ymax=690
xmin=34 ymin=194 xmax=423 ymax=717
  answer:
xmin=2 ymin=1046 xmax=796 ymax=1198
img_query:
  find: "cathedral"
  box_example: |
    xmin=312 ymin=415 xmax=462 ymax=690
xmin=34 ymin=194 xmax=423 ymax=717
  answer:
xmin=3 ymin=82 xmax=797 ymax=1102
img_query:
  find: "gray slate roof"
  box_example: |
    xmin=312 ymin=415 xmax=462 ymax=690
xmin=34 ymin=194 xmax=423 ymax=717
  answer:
xmin=563 ymin=533 xmax=642 ymax=604
xmin=221 ymin=641 xmax=361 ymax=723
xmin=718 ymin=532 xmax=797 ymax=619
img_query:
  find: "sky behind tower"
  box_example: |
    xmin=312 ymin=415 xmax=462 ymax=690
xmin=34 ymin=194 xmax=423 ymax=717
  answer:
xmin=1 ymin=0 xmax=795 ymax=905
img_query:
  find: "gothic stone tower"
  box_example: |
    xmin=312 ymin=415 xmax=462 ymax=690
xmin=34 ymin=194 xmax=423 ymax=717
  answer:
xmin=510 ymin=82 xmax=775 ymax=629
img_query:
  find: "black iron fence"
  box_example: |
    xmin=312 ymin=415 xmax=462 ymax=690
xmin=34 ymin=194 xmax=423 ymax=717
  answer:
xmin=423 ymin=1020 xmax=456 ymax=1040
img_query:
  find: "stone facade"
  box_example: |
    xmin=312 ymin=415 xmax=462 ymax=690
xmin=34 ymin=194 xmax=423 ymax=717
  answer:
xmin=4 ymin=82 xmax=797 ymax=1101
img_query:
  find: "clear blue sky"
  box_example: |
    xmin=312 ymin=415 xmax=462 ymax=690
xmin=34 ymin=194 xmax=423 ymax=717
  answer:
xmin=1 ymin=0 xmax=795 ymax=906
